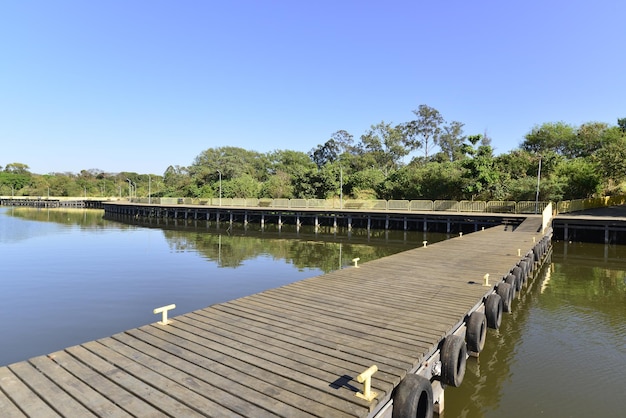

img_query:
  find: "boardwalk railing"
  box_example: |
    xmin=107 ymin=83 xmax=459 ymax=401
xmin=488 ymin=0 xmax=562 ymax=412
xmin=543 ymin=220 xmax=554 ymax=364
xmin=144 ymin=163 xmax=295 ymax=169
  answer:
xmin=10 ymin=195 xmax=626 ymax=215
xmin=556 ymin=195 xmax=626 ymax=214
xmin=126 ymin=197 xmax=551 ymax=214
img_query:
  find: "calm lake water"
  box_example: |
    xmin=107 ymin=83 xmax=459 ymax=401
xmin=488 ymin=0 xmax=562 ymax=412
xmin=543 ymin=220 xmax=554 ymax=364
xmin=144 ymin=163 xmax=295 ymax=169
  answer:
xmin=1 ymin=207 xmax=625 ymax=417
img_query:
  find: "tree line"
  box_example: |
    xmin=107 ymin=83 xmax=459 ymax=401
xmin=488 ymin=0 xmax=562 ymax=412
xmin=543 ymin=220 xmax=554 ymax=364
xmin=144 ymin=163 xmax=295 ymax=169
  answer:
xmin=2 ymin=106 xmax=626 ymax=203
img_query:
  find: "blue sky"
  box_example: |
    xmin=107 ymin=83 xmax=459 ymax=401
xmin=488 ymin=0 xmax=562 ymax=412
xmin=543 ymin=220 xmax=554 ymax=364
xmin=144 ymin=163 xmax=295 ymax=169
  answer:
xmin=2 ymin=0 xmax=625 ymax=175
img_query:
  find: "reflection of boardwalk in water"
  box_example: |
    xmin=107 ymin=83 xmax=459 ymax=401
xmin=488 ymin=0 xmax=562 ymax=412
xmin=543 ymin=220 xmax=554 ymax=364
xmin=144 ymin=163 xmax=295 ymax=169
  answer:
xmin=0 ymin=216 xmax=552 ymax=417
xmin=554 ymin=204 xmax=626 ymax=244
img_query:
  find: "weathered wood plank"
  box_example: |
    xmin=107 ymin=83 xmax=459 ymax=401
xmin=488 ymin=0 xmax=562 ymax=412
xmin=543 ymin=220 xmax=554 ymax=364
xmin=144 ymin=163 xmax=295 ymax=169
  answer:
xmin=45 ymin=350 xmax=165 ymax=418
xmin=0 ymin=367 xmax=61 ymax=417
xmin=211 ymin=303 xmax=424 ymax=367
xmin=130 ymin=326 xmax=359 ymax=418
xmin=145 ymin=322 xmax=372 ymax=416
xmin=174 ymin=315 xmax=397 ymax=393
xmin=9 ymin=361 xmax=97 ymax=417
xmin=225 ymin=296 xmax=433 ymax=353
xmin=28 ymin=354 xmax=132 ymax=418
xmin=81 ymin=340 xmax=240 ymax=418
xmin=181 ymin=312 xmax=405 ymax=385
xmin=0 ymin=387 xmax=27 ymax=418
xmin=193 ymin=307 xmax=416 ymax=371
xmin=66 ymin=345 xmax=207 ymax=418
xmin=110 ymin=332 xmax=314 ymax=418
xmin=97 ymin=336 xmax=281 ymax=418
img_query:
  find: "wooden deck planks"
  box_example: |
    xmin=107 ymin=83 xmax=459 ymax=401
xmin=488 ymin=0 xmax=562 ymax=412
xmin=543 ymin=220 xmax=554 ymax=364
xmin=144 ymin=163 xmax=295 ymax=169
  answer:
xmin=132 ymin=326 xmax=359 ymax=417
xmin=0 ymin=388 xmax=27 ymax=418
xmin=110 ymin=331 xmax=314 ymax=418
xmin=44 ymin=350 xmax=167 ymax=418
xmin=0 ymin=367 xmax=61 ymax=417
xmin=0 ymin=218 xmax=547 ymax=417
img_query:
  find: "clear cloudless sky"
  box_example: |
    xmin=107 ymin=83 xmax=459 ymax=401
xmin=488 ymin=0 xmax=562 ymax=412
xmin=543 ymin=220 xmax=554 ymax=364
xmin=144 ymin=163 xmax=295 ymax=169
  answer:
xmin=2 ymin=0 xmax=625 ymax=175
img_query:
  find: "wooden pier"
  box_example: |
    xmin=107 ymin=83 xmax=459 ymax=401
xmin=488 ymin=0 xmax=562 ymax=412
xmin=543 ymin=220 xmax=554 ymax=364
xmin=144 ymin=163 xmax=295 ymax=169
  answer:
xmin=0 ymin=198 xmax=105 ymax=209
xmin=103 ymin=201 xmax=528 ymax=234
xmin=0 ymin=210 xmax=553 ymax=417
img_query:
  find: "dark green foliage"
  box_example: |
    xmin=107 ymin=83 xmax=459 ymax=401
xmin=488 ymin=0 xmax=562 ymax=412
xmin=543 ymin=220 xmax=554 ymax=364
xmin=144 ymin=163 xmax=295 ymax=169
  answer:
xmin=381 ymin=162 xmax=465 ymax=200
xmin=553 ymin=159 xmax=602 ymax=199
xmin=461 ymin=135 xmax=500 ymax=200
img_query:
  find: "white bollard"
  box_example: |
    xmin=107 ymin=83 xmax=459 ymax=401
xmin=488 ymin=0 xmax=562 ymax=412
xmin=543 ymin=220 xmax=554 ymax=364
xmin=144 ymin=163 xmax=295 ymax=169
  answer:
xmin=356 ymin=365 xmax=378 ymax=401
xmin=153 ymin=304 xmax=176 ymax=325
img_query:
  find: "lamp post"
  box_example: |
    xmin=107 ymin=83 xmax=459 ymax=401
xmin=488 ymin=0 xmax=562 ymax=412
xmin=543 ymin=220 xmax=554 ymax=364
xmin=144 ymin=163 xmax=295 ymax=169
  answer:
xmin=126 ymin=179 xmax=135 ymax=200
xmin=340 ymin=166 xmax=343 ymax=209
xmin=535 ymin=156 xmax=542 ymax=214
xmin=148 ymin=175 xmax=151 ymax=204
xmin=217 ymin=170 xmax=222 ymax=206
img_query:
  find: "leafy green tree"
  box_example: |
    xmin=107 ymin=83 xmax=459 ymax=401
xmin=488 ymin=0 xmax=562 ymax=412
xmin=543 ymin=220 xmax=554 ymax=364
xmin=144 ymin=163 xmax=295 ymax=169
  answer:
xmin=502 ymin=176 xmax=538 ymax=201
xmin=0 ymin=171 xmax=31 ymax=194
xmin=380 ymin=161 xmax=464 ymax=200
xmin=4 ymin=162 xmax=31 ymax=175
xmin=436 ymin=121 xmax=466 ymax=162
xmin=189 ymin=147 xmax=268 ymax=187
xmin=310 ymin=130 xmax=354 ymax=168
xmin=344 ymin=168 xmax=386 ymax=199
xmin=403 ymin=105 xmax=444 ymax=159
xmin=553 ymin=158 xmax=601 ymax=199
xmin=261 ymin=171 xmax=293 ymax=198
xmin=593 ymin=137 xmax=626 ymax=187
xmin=292 ymin=165 xmax=338 ymax=199
xmin=163 ymin=165 xmax=192 ymax=196
xmin=357 ymin=121 xmax=408 ymax=174
xmin=521 ymin=122 xmax=576 ymax=155
xmin=565 ymin=122 xmax=610 ymax=158
xmin=495 ymin=150 xmax=536 ymax=178
xmin=221 ymin=174 xmax=261 ymax=198
xmin=461 ymin=135 xmax=500 ymax=200
xmin=267 ymin=149 xmax=316 ymax=177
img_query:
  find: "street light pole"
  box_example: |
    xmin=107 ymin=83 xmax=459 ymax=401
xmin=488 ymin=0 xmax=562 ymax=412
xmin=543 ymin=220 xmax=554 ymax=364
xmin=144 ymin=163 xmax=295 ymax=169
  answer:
xmin=217 ymin=170 xmax=222 ymax=206
xmin=126 ymin=179 xmax=134 ymax=200
xmin=340 ymin=166 xmax=343 ymax=209
xmin=535 ymin=156 xmax=542 ymax=214
xmin=148 ymin=175 xmax=151 ymax=204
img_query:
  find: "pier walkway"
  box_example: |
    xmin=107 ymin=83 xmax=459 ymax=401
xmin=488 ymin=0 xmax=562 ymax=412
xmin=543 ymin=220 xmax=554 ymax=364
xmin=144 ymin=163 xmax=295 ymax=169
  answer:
xmin=0 ymin=214 xmax=552 ymax=417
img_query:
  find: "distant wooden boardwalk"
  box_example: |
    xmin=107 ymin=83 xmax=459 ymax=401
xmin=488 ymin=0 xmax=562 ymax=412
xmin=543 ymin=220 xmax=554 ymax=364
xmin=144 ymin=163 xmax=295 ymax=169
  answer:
xmin=0 ymin=216 xmax=550 ymax=417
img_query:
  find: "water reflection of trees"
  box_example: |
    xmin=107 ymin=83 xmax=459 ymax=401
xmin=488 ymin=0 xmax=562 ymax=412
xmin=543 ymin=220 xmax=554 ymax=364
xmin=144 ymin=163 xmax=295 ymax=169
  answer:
xmin=5 ymin=207 xmax=438 ymax=273
xmin=101 ymin=213 xmax=439 ymax=272
xmin=6 ymin=208 xmax=113 ymax=229
xmin=548 ymin=242 xmax=626 ymax=314
xmin=161 ymin=230 xmax=413 ymax=272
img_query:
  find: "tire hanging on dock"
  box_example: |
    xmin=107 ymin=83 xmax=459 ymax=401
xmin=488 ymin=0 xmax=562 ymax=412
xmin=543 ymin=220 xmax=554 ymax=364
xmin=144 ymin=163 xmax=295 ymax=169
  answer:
xmin=392 ymin=374 xmax=434 ymax=418
xmin=504 ymin=274 xmax=517 ymax=299
xmin=440 ymin=334 xmax=467 ymax=387
xmin=522 ymin=255 xmax=533 ymax=276
xmin=533 ymin=245 xmax=541 ymax=262
xmin=497 ymin=282 xmax=513 ymax=312
xmin=485 ymin=293 xmax=503 ymax=329
xmin=466 ymin=311 xmax=487 ymax=353
xmin=511 ymin=266 xmax=523 ymax=291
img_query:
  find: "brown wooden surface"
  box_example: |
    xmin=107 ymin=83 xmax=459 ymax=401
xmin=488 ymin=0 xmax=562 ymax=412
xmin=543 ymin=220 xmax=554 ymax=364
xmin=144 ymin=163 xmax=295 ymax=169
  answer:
xmin=0 ymin=217 xmax=546 ymax=417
